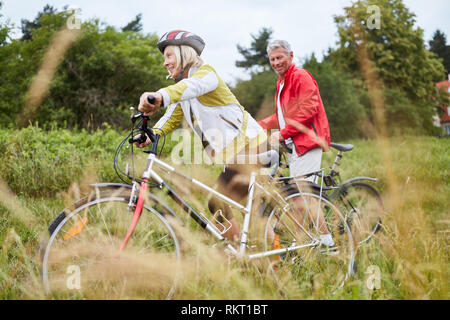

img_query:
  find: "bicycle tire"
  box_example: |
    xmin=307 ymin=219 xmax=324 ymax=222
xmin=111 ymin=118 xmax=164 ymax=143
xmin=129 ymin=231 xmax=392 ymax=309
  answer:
xmin=263 ymin=191 xmax=356 ymax=294
xmin=41 ymin=189 xmax=181 ymax=299
xmin=334 ymin=182 xmax=384 ymax=245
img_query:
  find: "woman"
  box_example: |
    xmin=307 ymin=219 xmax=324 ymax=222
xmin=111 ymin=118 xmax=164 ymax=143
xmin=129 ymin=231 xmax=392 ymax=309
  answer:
xmin=136 ymin=30 xmax=272 ymax=241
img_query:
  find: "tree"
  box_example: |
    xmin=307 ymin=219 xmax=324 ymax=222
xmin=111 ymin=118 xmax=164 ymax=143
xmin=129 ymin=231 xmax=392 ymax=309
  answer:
xmin=0 ymin=1 xmax=17 ymax=127
xmin=429 ymin=30 xmax=450 ymax=77
xmin=35 ymin=20 xmax=170 ymax=130
xmin=303 ymin=55 xmax=366 ymax=140
xmin=0 ymin=5 xmax=170 ymax=129
xmin=20 ymin=4 xmax=57 ymax=41
xmin=0 ymin=7 xmax=71 ymax=128
xmin=231 ymin=70 xmax=277 ymax=118
xmin=235 ymin=27 xmax=273 ymax=72
xmin=232 ymin=27 xmax=277 ymax=118
xmin=329 ymin=0 xmax=446 ymax=134
xmin=122 ymin=13 xmax=143 ymax=33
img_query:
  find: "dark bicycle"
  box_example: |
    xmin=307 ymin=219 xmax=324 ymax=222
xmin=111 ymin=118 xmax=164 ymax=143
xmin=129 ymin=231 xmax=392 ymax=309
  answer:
xmin=272 ymin=142 xmax=384 ymax=245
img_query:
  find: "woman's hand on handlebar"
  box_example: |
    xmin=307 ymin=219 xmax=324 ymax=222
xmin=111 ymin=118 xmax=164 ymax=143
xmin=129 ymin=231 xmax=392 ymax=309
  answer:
xmin=133 ymin=134 xmax=152 ymax=148
xmin=138 ymin=92 xmax=163 ymax=115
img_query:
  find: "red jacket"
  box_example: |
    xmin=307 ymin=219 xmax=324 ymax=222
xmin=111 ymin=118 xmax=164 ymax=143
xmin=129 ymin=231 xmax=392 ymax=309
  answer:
xmin=258 ymin=64 xmax=330 ymax=155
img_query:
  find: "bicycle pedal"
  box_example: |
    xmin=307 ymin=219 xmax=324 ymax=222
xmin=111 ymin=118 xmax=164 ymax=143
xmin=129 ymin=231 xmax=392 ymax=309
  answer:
xmin=290 ymin=256 xmax=300 ymax=264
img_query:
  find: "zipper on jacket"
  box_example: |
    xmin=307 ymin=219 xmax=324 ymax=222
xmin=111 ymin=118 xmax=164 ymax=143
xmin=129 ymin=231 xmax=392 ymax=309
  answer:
xmin=280 ymin=99 xmax=302 ymax=156
xmin=190 ymin=106 xmax=211 ymax=151
xmin=311 ymin=122 xmax=318 ymax=138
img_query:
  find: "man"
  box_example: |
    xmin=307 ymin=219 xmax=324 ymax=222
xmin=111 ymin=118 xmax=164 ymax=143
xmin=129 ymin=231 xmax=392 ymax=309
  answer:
xmin=259 ymin=39 xmax=330 ymax=181
xmin=258 ymin=39 xmax=334 ymax=246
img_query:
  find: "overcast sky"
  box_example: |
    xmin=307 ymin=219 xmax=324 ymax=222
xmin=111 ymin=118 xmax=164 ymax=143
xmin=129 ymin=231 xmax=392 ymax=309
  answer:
xmin=1 ymin=0 xmax=449 ymax=84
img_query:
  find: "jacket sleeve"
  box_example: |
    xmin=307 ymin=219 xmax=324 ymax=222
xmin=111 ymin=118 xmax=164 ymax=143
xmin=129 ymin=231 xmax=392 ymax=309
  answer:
xmin=280 ymin=72 xmax=319 ymax=140
xmin=157 ymin=66 xmax=219 ymax=107
xmin=152 ymin=103 xmax=184 ymax=136
xmin=258 ymin=113 xmax=278 ymax=130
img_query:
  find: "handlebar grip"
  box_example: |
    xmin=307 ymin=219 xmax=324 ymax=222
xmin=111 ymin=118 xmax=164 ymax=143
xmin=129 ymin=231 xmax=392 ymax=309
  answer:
xmin=129 ymin=135 xmax=147 ymax=144
xmin=147 ymin=95 xmax=155 ymax=105
xmin=280 ymin=141 xmax=293 ymax=153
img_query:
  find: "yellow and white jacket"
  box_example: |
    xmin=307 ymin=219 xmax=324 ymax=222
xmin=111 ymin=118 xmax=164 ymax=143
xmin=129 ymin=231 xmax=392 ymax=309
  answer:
xmin=154 ymin=64 xmax=267 ymax=163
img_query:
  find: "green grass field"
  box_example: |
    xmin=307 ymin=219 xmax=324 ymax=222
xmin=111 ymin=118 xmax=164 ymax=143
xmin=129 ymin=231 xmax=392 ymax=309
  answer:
xmin=0 ymin=127 xmax=448 ymax=299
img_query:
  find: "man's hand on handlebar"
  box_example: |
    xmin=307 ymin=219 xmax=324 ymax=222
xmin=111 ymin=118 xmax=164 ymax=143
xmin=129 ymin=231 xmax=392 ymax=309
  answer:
xmin=138 ymin=92 xmax=163 ymax=115
xmin=269 ymin=130 xmax=283 ymax=145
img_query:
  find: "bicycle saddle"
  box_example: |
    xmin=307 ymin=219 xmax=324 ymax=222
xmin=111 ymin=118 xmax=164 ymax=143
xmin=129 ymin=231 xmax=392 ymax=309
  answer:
xmin=330 ymin=142 xmax=354 ymax=152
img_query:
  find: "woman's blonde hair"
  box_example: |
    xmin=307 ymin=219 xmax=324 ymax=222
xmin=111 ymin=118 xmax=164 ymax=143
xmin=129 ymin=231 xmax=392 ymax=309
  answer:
xmin=170 ymin=45 xmax=204 ymax=69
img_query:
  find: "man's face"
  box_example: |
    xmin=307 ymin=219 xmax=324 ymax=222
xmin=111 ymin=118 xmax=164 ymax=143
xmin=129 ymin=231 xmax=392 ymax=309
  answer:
xmin=269 ymin=46 xmax=293 ymax=77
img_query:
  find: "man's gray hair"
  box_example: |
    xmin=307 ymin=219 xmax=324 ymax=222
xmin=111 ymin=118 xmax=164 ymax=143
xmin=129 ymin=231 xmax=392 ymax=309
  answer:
xmin=267 ymin=40 xmax=292 ymax=54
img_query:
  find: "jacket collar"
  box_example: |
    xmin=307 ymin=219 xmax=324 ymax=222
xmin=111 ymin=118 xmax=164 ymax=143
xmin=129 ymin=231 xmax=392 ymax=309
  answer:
xmin=188 ymin=65 xmax=199 ymax=77
xmin=277 ymin=64 xmax=296 ymax=87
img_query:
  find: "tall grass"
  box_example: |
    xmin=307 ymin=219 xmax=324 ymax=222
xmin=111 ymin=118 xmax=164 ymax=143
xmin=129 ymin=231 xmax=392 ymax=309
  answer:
xmin=0 ymin=128 xmax=448 ymax=299
xmin=322 ymin=135 xmax=449 ymax=299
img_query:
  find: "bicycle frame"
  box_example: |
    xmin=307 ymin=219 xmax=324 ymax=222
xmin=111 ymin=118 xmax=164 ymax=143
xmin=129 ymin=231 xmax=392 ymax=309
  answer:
xmin=278 ymin=143 xmax=379 ymax=196
xmin=120 ymin=151 xmax=321 ymax=260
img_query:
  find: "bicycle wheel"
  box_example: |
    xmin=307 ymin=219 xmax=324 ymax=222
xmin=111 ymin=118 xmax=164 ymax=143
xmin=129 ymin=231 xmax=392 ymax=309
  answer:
xmin=42 ymin=189 xmax=181 ymax=299
xmin=336 ymin=182 xmax=384 ymax=245
xmin=264 ymin=191 xmax=355 ymax=294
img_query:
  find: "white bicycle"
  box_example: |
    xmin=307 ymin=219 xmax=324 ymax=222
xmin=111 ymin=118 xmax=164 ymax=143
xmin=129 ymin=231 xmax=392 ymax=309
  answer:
xmin=41 ymin=105 xmax=356 ymax=299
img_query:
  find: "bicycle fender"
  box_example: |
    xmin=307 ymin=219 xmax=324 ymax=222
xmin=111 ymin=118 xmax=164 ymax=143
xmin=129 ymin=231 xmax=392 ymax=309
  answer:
xmin=279 ymin=181 xmax=333 ymax=195
xmin=340 ymin=177 xmax=378 ymax=186
xmin=90 ymin=182 xmax=132 ymax=190
xmin=279 ymin=183 xmax=329 ymax=201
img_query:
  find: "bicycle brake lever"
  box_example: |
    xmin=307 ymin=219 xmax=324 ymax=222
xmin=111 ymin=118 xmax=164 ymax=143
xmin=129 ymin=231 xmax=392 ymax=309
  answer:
xmin=131 ymin=112 xmax=142 ymax=123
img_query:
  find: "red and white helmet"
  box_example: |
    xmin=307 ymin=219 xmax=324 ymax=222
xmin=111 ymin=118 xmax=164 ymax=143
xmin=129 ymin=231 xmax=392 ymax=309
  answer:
xmin=157 ymin=30 xmax=205 ymax=56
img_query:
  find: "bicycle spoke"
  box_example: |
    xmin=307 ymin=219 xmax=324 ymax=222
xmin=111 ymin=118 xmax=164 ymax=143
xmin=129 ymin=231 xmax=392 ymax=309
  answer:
xmin=264 ymin=191 xmax=355 ymax=294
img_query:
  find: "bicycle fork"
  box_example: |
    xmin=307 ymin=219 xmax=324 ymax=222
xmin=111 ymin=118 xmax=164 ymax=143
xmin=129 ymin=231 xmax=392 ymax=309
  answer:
xmin=119 ymin=178 xmax=148 ymax=252
xmin=118 ymin=152 xmax=232 ymax=254
xmin=119 ymin=153 xmax=157 ymax=252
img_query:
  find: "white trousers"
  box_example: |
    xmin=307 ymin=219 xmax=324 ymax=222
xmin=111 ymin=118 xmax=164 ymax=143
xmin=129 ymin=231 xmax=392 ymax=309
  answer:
xmin=288 ymin=147 xmax=323 ymax=182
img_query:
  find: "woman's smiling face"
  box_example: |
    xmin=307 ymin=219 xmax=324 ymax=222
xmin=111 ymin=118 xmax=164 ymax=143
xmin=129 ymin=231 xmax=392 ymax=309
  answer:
xmin=163 ymin=46 xmax=181 ymax=79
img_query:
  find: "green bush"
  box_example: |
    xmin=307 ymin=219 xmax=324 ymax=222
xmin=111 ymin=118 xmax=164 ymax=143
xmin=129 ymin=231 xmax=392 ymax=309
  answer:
xmin=0 ymin=126 xmax=121 ymax=197
xmin=0 ymin=126 xmax=184 ymax=198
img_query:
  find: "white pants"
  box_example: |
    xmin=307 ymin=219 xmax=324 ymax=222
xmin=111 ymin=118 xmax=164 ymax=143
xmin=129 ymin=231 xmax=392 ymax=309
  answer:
xmin=288 ymin=147 xmax=323 ymax=182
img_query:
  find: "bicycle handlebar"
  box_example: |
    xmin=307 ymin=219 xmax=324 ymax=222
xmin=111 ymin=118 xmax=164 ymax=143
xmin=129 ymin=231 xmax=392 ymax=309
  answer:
xmin=147 ymin=95 xmax=155 ymax=105
xmin=128 ymin=134 xmax=147 ymax=144
xmin=128 ymin=94 xmax=161 ymax=155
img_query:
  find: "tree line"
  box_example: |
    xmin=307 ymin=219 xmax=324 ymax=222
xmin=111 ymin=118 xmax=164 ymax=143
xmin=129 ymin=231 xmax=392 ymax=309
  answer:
xmin=0 ymin=0 xmax=449 ymax=140
xmin=0 ymin=3 xmax=170 ymax=130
